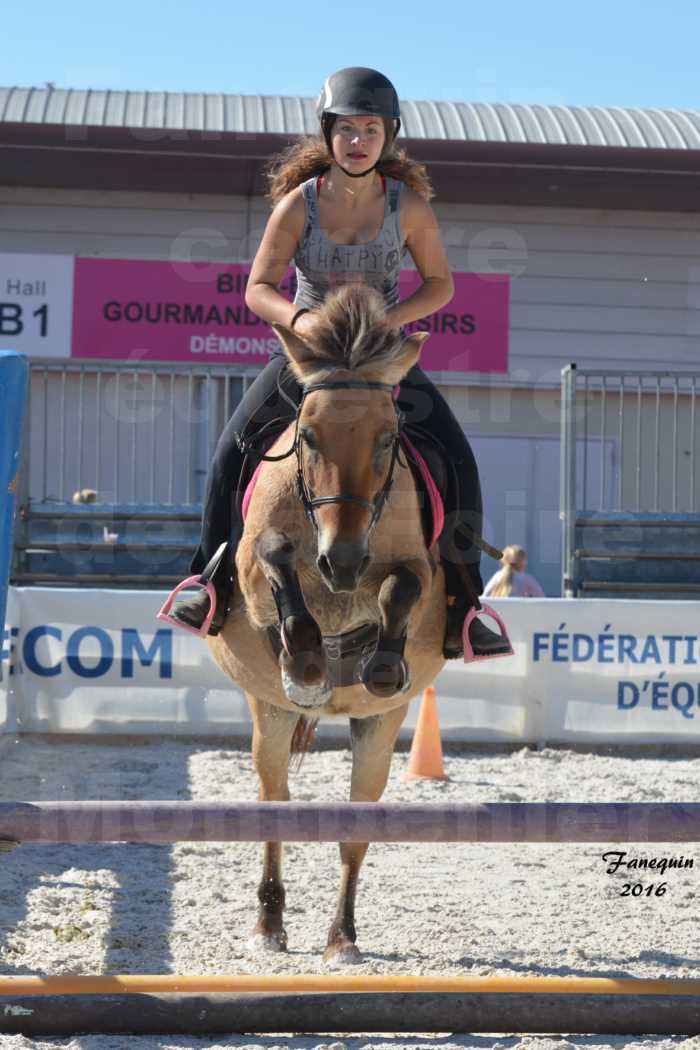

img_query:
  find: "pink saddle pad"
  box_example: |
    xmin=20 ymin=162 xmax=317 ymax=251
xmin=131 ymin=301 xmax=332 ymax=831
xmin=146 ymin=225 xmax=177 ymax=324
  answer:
xmin=400 ymin=433 xmax=445 ymax=549
xmin=242 ymin=459 xmax=265 ymax=521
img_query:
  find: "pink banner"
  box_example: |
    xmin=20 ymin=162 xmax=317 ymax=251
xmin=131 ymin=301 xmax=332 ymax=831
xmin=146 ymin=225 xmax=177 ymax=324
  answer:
xmin=72 ymin=258 xmax=508 ymax=373
xmin=399 ymin=270 xmax=508 ymax=373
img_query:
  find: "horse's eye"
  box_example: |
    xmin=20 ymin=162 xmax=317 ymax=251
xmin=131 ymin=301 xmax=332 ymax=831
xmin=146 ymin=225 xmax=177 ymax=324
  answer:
xmin=379 ymin=432 xmax=395 ymax=452
xmin=301 ymin=428 xmax=318 ymax=450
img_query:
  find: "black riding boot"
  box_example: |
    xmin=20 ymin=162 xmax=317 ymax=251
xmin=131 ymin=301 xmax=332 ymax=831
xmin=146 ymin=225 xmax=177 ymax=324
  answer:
xmin=170 ymin=355 xmax=301 ymax=637
xmin=443 ymin=592 xmax=513 ymax=660
xmin=169 ymin=540 xmax=233 ymax=637
xmin=441 ymin=528 xmax=512 ymax=660
xmin=396 ymin=368 xmax=510 ymax=660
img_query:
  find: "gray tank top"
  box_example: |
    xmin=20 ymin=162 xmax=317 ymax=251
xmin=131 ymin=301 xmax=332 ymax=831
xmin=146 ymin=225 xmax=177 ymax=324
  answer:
xmin=293 ymin=174 xmax=406 ymax=310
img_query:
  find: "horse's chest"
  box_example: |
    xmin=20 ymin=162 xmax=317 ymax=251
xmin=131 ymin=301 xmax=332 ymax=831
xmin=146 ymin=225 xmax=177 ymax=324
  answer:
xmin=300 ymin=573 xmax=377 ymax=635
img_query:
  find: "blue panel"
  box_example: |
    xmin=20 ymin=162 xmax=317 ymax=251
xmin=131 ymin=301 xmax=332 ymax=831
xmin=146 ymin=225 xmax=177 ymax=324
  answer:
xmin=0 ymin=352 xmax=28 ymax=637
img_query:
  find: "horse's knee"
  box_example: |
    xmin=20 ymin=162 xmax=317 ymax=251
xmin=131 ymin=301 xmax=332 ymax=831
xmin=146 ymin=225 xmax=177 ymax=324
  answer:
xmin=255 ymin=528 xmax=296 ymax=567
xmin=378 ymin=565 xmax=422 ymax=625
xmin=281 ymin=613 xmax=322 ymax=655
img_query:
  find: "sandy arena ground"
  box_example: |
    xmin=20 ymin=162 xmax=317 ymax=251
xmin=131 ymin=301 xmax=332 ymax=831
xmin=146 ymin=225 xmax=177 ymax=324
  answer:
xmin=0 ymin=731 xmax=699 ymax=1050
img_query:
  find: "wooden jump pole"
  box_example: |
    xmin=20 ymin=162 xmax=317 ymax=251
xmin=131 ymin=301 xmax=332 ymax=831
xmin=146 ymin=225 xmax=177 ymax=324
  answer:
xmin=1 ymin=975 xmax=700 ymax=995
xmin=2 ymin=801 xmax=700 ymax=844
xmin=1 ymin=982 xmax=700 ymax=1037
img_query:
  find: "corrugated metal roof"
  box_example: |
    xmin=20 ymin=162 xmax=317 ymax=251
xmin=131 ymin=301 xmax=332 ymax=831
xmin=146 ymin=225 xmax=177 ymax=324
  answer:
xmin=2 ymin=86 xmax=700 ymax=150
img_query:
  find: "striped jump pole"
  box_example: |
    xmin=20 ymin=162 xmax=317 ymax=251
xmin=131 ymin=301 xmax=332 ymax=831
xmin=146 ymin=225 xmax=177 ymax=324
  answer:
xmin=1 ymin=801 xmax=700 ymax=845
xmin=1 ymin=976 xmax=700 ymax=1036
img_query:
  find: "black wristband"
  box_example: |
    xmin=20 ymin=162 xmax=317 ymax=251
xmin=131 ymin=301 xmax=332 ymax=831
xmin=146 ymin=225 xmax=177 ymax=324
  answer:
xmin=290 ymin=307 xmax=310 ymax=329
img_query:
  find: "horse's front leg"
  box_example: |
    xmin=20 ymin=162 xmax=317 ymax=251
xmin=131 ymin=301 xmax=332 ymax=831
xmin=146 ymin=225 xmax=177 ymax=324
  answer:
xmin=361 ymin=559 xmax=430 ymax=698
xmin=246 ymin=694 xmax=301 ymax=954
xmin=324 ymin=703 xmax=408 ymax=964
xmin=254 ymin=528 xmax=330 ymax=708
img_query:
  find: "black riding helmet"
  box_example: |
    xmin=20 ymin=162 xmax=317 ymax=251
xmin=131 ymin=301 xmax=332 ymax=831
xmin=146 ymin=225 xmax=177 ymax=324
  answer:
xmin=316 ymin=67 xmax=401 ymax=177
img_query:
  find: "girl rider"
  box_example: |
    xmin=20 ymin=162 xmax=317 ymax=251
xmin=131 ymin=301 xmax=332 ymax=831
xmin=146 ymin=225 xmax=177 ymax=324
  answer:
xmin=167 ymin=67 xmax=511 ymax=661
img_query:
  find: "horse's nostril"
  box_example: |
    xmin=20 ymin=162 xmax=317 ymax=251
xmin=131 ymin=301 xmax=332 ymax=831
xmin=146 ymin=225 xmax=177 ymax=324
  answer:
xmin=318 ymin=544 xmax=369 ymax=590
xmin=317 ymin=554 xmax=333 ymax=581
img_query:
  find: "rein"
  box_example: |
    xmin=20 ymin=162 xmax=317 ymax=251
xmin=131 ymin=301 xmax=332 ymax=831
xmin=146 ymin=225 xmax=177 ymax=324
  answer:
xmin=237 ymin=378 xmax=406 ymax=535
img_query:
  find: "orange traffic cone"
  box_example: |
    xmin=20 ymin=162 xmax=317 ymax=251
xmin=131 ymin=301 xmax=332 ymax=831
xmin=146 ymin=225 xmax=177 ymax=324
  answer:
xmin=403 ymin=686 xmax=446 ymax=781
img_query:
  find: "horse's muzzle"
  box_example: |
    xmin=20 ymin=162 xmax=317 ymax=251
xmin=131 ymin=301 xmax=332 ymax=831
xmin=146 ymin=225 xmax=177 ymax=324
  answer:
xmin=317 ymin=541 xmax=370 ymax=592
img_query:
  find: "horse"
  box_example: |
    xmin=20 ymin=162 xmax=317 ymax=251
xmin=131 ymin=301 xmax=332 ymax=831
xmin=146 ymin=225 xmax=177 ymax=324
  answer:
xmin=208 ymin=285 xmax=447 ymax=963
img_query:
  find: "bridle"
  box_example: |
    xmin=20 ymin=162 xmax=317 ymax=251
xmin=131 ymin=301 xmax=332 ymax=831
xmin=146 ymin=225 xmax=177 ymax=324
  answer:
xmin=238 ymin=377 xmax=406 ymax=535
xmin=296 ymin=379 xmax=405 ymax=533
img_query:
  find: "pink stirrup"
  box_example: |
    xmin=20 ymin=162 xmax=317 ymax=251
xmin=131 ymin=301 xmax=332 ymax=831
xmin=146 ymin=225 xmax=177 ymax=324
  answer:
xmin=462 ymin=603 xmax=514 ymax=664
xmin=157 ymin=577 xmax=218 ymax=638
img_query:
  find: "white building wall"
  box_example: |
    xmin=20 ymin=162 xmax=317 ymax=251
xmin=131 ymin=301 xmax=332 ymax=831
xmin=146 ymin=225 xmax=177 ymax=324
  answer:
xmin=3 ymin=186 xmax=699 ymax=380
xmin=3 ymin=185 xmax=699 ymax=594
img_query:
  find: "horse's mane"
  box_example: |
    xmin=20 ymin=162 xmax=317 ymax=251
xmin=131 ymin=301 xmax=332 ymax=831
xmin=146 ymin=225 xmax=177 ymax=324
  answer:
xmin=300 ymin=286 xmax=406 ymax=381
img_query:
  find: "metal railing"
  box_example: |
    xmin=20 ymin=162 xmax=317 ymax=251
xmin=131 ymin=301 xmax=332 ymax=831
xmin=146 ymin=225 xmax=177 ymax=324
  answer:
xmin=13 ymin=359 xmax=260 ymax=585
xmin=560 ymin=364 xmax=700 ymax=597
xmin=20 ymin=358 xmax=261 ymax=507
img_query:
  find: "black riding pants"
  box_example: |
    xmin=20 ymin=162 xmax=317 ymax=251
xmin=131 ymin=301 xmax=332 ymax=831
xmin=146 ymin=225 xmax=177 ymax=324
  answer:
xmin=191 ymin=355 xmax=484 ymax=596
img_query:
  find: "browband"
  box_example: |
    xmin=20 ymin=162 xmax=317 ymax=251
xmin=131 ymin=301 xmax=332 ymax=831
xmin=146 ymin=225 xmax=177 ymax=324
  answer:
xmin=303 ymin=380 xmax=395 ymax=396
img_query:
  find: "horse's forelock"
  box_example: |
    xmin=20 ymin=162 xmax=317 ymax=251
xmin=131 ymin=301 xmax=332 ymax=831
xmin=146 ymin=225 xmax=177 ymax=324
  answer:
xmin=304 ymin=287 xmax=406 ymax=381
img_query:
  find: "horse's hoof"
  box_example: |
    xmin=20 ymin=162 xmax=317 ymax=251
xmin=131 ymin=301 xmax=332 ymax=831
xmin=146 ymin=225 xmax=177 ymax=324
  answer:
xmin=280 ymin=641 xmax=328 ymax=691
xmin=323 ymin=940 xmax=363 ymax=965
xmin=281 ymin=668 xmax=332 ymax=709
xmin=360 ymin=652 xmax=410 ymax=698
xmin=246 ymin=930 xmax=287 ymax=955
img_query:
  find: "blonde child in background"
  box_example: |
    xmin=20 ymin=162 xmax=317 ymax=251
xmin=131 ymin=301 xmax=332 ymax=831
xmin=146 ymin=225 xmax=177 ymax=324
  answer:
xmin=483 ymin=545 xmax=545 ymax=598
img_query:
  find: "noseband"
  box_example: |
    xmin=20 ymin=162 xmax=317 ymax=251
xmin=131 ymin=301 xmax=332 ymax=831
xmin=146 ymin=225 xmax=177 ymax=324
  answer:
xmin=239 ymin=379 xmax=405 ymax=535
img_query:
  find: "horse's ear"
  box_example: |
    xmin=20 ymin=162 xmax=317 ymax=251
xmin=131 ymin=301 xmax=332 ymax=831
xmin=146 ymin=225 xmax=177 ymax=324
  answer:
xmin=381 ymin=331 xmax=430 ymax=384
xmin=271 ymin=323 xmax=319 ymax=379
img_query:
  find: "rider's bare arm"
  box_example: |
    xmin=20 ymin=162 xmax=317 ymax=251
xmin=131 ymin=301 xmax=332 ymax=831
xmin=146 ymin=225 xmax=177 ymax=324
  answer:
xmin=245 ymin=190 xmax=306 ymax=327
xmin=385 ymin=190 xmax=454 ymax=329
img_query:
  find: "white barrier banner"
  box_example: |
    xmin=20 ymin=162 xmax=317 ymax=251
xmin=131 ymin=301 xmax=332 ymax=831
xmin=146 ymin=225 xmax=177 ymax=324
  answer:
xmin=2 ymin=588 xmax=700 ymax=743
xmin=0 ymin=588 xmax=20 ymax=733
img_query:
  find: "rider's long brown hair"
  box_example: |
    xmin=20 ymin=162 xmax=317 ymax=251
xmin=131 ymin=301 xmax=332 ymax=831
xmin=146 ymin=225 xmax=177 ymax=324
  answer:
xmin=266 ymin=119 xmax=434 ymax=204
